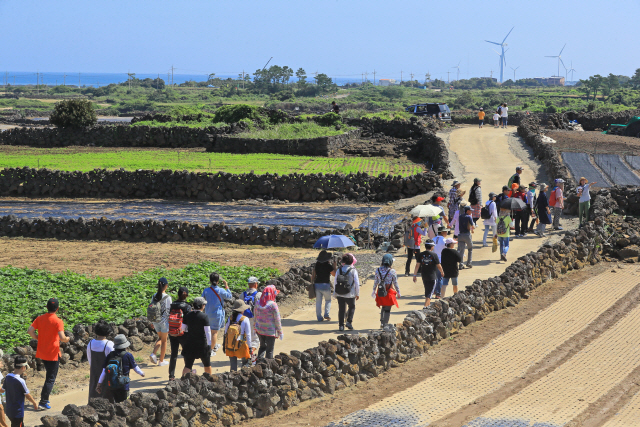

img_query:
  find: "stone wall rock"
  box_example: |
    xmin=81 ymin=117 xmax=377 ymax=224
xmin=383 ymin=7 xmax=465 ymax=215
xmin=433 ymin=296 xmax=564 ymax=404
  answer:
xmin=38 ymin=215 xmax=635 ymax=427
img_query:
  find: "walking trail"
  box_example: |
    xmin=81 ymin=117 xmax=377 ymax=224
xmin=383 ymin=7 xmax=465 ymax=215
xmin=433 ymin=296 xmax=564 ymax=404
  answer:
xmin=23 ymin=126 xmax=568 ymax=425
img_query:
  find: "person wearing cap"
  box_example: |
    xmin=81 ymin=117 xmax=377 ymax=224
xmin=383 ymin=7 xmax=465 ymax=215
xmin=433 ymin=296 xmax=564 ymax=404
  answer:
xmin=496 ymin=185 xmax=511 ymax=205
xmin=413 ymin=239 xmax=444 ymax=308
xmin=535 ymin=183 xmax=552 ymax=237
xmin=512 ymin=185 xmax=530 ymax=237
xmin=447 ymin=181 xmax=464 ymax=222
xmin=243 ymin=277 xmax=262 ymax=357
xmin=482 ymin=192 xmax=498 ymax=247
xmin=374 ymin=254 xmax=400 ymax=328
xmin=3 ymin=355 xmax=39 ymax=426
xmin=405 ymin=217 xmax=427 ymax=276
xmin=182 ymin=297 xmax=213 ymax=376
xmin=468 ymin=178 xmax=482 ymax=225
xmin=577 ymin=177 xmax=597 ymax=228
xmin=255 ymin=285 xmax=283 ymax=359
xmin=168 ymin=286 xmax=192 ymax=380
xmin=311 ymin=250 xmax=337 ymax=322
xmin=449 ymin=200 xmax=467 ymax=239
xmin=527 ymin=182 xmax=538 ymax=233
xmin=202 ymin=272 xmax=232 ymax=356
xmin=27 ymin=298 xmax=70 ymax=410
xmin=224 ymin=300 xmax=254 ymax=371
xmin=149 ymin=277 xmax=172 ymax=367
xmin=86 ymin=320 xmax=114 ymax=401
xmin=508 ymin=166 xmax=524 ymax=189
xmin=457 ymin=205 xmax=475 ymax=269
xmin=551 ymin=178 xmax=565 ymax=230
xmin=440 ymin=238 xmax=463 ymax=297
xmin=96 ymin=335 xmax=145 ymax=403
xmin=432 ymin=226 xmax=449 ymax=299
xmin=478 ymin=108 xmax=485 ymax=128
xmin=497 ymin=207 xmax=514 ymax=261
xmin=334 ymin=253 xmax=360 ymax=331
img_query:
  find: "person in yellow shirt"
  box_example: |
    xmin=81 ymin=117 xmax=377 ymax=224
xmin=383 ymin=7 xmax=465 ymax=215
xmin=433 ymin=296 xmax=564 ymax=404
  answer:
xmin=478 ymin=108 xmax=485 ymax=128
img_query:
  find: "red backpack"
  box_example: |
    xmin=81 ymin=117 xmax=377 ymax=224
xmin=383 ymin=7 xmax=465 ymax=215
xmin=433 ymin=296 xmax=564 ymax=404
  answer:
xmin=549 ymin=187 xmax=558 ymax=207
xmin=168 ymin=307 xmax=184 ymax=337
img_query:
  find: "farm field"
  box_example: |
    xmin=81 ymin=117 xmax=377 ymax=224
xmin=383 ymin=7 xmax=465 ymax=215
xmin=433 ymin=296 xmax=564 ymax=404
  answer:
xmin=546 ymin=130 xmax=640 ymax=156
xmin=594 ymin=154 xmax=640 ymax=186
xmin=0 ymin=261 xmax=279 ymax=349
xmin=0 ymin=146 xmax=425 ymax=176
xmin=561 ymin=152 xmax=612 ymax=187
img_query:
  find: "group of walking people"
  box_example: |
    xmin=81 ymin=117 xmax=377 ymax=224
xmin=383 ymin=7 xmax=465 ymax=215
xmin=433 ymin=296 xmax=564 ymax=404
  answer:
xmin=477 ymin=103 xmax=509 ymax=128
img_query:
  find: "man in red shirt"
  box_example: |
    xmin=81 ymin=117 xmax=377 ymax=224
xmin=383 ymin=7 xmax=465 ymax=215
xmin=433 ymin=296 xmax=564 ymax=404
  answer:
xmin=512 ymin=185 xmax=529 ymax=237
xmin=27 ymin=298 xmax=70 ymax=410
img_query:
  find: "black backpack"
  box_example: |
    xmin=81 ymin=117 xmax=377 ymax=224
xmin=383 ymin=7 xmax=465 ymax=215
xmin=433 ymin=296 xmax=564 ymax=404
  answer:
xmin=376 ymin=268 xmax=392 ymax=297
xmin=335 ymin=266 xmax=354 ymax=295
xmin=480 ymin=201 xmax=494 ymax=220
xmin=468 ymin=185 xmax=478 ymax=205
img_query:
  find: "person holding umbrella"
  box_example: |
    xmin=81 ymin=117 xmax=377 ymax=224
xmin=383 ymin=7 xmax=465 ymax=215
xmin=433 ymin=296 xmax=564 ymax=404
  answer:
xmin=426 ymin=195 xmax=450 ymax=238
xmin=404 ymin=217 xmax=427 ymax=276
xmin=535 ymin=183 xmax=552 ymax=237
xmin=496 ymin=208 xmax=513 ymax=262
xmin=311 ymin=250 xmax=336 ymax=322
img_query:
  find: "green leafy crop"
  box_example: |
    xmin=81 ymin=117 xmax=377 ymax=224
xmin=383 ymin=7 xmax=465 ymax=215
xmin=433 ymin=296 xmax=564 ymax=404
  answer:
xmin=0 ymin=261 xmax=279 ymax=349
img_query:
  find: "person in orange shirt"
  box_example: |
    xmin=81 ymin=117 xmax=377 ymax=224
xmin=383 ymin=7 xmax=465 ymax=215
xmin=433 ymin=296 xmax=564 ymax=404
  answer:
xmin=27 ymin=298 xmax=70 ymax=410
xmin=478 ymin=108 xmax=485 ymax=128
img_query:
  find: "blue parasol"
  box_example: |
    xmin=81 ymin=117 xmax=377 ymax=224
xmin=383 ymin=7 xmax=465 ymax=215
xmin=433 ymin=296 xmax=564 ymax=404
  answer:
xmin=313 ymin=234 xmax=356 ymax=249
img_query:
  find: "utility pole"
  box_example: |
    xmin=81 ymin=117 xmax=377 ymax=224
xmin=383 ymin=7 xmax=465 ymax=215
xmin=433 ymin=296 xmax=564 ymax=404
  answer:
xmin=36 ymin=71 xmax=39 ymax=95
xmin=400 ymin=70 xmax=403 ymax=83
xmin=79 ymin=72 xmax=81 ymax=88
xmin=242 ymin=70 xmax=245 ymax=89
xmin=167 ymin=72 xmax=171 ymax=87
xmin=410 ymin=72 xmax=414 ymax=87
xmin=490 ymin=70 xmax=493 ymax=79
xmin=447 ymin=71 xmax=450 ymax=84
xmin=63 ymin=74 xmax=67 ymax=86
xmin=373 ymin=70 xmax=376 ymax=86
xmin=171 ymin=65 xmax=175 ymax=86
xmin=361 ymin=73 xmax=363 ymax=84
xmin=364 ymin=71 xmax=369 ymax=83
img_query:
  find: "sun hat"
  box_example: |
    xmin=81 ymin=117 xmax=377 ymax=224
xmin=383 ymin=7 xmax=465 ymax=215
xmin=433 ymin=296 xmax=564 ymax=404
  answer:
xmin=488 ymin=192 xmax=496 ymax=198
xmin=317 ymin=250 xmax=333 ymax=262
xmin=459 ymin=201 xmax=468 ymax=207
xmin=529 ymin=182 xmax=537 ymax=187
xmin=579 ymin=177 xmax=587 ymax=183
xmin=452 ymin=180 xmax=460 ymax=186
xmin=438 ymin=226 xmax=449 ymax=233
xmin=480 ymin=108 xmax=484 ymax=110
xmin=382 ymin=253 xmax=394 ymax=267
xmin=516 ymin=166 xmax=524 ymax=171
xmin=424 ymin=239 xmax=435 ymax=247
xmin=445 ymin=238 xmax=457 ymax=245
xmin=247 ymin=276 xmax=260 ymax=284
xmin=232 ymin=299 xmax=250 ymax=313
xmin=474 ymin=178 xmax=482 ymax=183
xmin=113 ymin=334 xmax=130 ymax=350
xmin=192 ymin=296 xmax=207 ymax=309
xmin=412 ymin=217 xmax=423 ymax=225
xmin=555 ymin=178 xmax=565 ymax=184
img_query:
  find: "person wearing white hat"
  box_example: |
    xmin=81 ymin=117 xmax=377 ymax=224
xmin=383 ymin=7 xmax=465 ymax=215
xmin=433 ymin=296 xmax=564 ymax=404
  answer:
xmin=440 ymin=238 xmax=462 ymax=297
xmin=224 ymin=300 xmax=253 ymax=371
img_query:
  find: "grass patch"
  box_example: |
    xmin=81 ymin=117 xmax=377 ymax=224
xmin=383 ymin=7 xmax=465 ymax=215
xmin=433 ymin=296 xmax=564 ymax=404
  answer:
xmin=131 ymin=119 xmax=226 ymax=128
xmin=242 ymin=121 xmax=354 ymax=139
xmin=0 ymin=261 xmax=279 ymax=349
xmin=0 ymin=147 xmax=423 ymax=176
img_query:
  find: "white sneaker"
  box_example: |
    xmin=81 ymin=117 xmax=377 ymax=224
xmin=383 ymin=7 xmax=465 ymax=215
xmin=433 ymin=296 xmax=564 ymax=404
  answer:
xmin=210 ymin=349 xmax=217 ymax=357
xmin=158 ymin=361 xmax=169 ymax=367
xmin=149 ymin=354 xmax=158 ymax=364
xmin=213 ymin=344 xmax=221 ymax=352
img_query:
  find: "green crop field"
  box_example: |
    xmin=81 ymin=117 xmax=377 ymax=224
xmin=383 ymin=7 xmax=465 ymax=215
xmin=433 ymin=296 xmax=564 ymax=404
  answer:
xmin=0 ymin=147 xmax=425 ymax=176
xmin=0 ymin=261 xmax=279 ymax=349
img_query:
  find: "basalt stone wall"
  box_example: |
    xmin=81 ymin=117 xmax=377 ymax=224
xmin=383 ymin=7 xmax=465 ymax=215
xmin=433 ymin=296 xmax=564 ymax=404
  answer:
xmin=38 ymin=217 xmax=630 ymax=427
xmin=517 ymin=117 xmax=575 ymax=193
xmin=211 ymin=129 xmax=362 ymax=156
xmin=0 ymin=215 xmax=384 ymax=248
xmin=452 ymin=112 xmax=545 ymax=127
xmin=565 ymin=109 xmax=640 ymax=131
xmin=345 ymin=117 xmax=452 ymax=177
xmin=0 ymin=168 xmax=442 ymax=203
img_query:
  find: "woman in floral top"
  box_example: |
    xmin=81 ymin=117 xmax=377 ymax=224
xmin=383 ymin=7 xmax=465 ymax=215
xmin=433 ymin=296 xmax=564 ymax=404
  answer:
xmin=254 ymin=285 xmax=283 ymax=359
xmin=373 ymin=254 xmax=401 ymax=329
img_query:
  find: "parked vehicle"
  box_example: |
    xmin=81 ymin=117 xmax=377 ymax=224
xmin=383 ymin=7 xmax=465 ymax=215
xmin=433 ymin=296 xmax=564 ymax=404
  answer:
xmin=604 ymin=116 xmax=640 ymax=138
xmin=405 ymin=103 xmax=451 ymax=121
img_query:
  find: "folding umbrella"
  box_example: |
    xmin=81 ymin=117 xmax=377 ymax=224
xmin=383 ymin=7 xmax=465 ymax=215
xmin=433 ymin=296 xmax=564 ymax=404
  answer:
xmin=499 ymin=197 xmax=526 ymax=211
xmin=410 ymin=204 xmax=443 ymax=218
xmin=313 ymin=235 xmax=356 ymax=249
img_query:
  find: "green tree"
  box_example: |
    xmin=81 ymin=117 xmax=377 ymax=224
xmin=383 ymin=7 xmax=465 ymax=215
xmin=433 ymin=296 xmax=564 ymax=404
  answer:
xmin=314 ymin=73 xmax=337 ymax=95
xmin=602 ymin=73 xmax=621 ymax=99
xmin=207 ymin=73 xmax=216 ymax=86
xmin=380 ymin=85 xmax=404 ymax=101
xmin=629 ymin=68 xmax=640 ymax=89
xmin=296 ymin=68 xmax=307 ymax=85
xmin=50 ymin=99 xmax=97 ymax=128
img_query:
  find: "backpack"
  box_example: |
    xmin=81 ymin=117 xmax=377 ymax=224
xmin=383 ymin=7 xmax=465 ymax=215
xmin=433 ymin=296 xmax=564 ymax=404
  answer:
xmin=224 ymin=315 xmax=251 ymax=359
xmin=549 ymin=187 xmax=558 ymax=206
xmin=497 ymin=106 xmax=502 ymax=115
xmin=242 ymin=290 xmax=258 ymax=318
xmin=468 ymin=186 xmax=478 ymax=205
xmin=404 ymin=227 xmax=415 ymax=247
xmin=480 ymin=201 xmax=493 ymax=220
xmin=497 ymin=216 xmax=507 ymax=235
xmin=376 ymin=268 xmax=392 ymax=298
xmin=168 ymin=306 xmax=185 ymax=337
xmin=146 ymin=294 xmax=169 ymax=323
xmin=507 ymin=174 xmax=517 ymax=189
xmin=335 ymin=267 xmax=354 ymax=295
xmin=104 ymin=353 xmax=130 ymax=390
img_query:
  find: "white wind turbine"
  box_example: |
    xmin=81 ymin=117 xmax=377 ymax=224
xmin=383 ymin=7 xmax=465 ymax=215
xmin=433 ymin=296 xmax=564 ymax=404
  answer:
xmin=545 ymin=44 xmax=567 ymax=80
xmin=510 ymin=66 xmax=520 ymax=82
xmin=452 ymin=62 xmax=461 ymax=81
xmin=485 ymin=27 xmax=514 ymax=83
xmin=568 ymin=61 xmax=577 ymax=82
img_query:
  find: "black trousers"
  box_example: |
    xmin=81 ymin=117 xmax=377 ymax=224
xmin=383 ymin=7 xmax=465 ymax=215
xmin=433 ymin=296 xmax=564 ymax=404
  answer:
xmin=405 ymin=248 xmax=420 ymax=275
xmin=514 ymin=210 xmax=527 ymax=235
xmin=40 ymin=359 xmax=59 ymax=403
xmin=337 ymin=297 xmax=356 ymax=327
xmin=9 ymin=417 xmax=24 ymax=427
xmin=168 ymin=335 xmax=186 ymax=379
xmin=257 ymin=334 xmax=276 ymax=359
xmin=528 ymin=207 xmax=537 ymax=230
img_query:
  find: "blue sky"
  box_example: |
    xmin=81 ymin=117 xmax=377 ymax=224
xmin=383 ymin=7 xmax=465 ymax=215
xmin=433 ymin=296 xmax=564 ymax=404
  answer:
xmin=2 ymin=0 xmax=639 ymax=83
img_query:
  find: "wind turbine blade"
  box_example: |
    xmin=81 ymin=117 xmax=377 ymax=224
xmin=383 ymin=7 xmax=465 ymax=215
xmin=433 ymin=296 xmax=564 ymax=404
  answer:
xmin=502 ymin=26 xmax=515 ymax=44
xmin=485 ymin=40 xmax=501 ymax=46
xmin=492 ymin=49 xmax=501 ymax=56
xmin=559 ymin=43 xmax=566 ymax=56
xmin=560 ymin=57 xmax=567 ymax=70
xmin=515 ymin=66 xmax=520 ymax=70
xmin=545 ymin=56 xmax=558 ymax=58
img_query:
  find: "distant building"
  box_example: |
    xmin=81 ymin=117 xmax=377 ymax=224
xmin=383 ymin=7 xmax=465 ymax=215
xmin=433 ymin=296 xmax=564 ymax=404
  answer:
xmin=534 ymin=76 xmax=565 ymax=86
xmin=379 ymin=79 xmax=396 ymax=86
